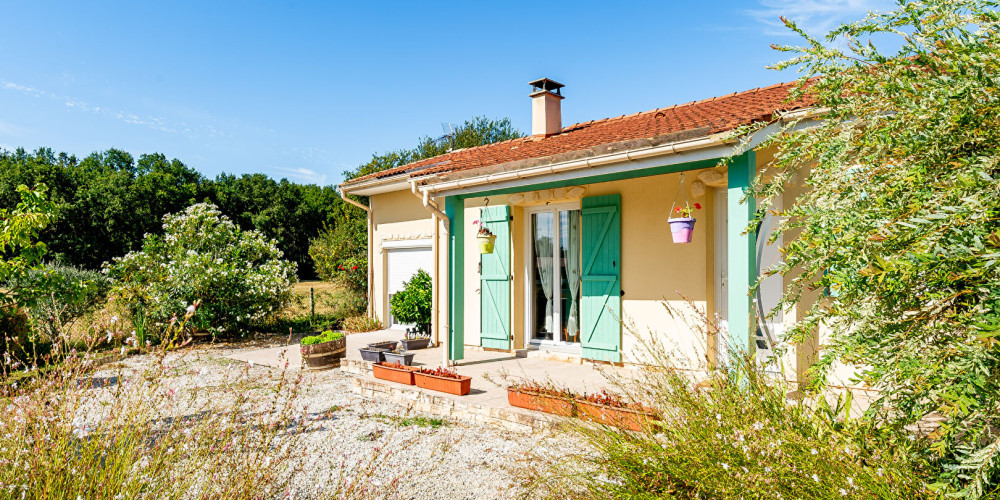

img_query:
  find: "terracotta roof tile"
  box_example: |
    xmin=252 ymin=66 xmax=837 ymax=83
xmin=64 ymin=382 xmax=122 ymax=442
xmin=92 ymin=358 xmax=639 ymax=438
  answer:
xmin=344 ymin=80 xmax=813 ymax=185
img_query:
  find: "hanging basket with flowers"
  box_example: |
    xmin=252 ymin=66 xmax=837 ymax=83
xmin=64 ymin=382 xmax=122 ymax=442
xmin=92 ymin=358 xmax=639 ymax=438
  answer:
xmin=668 ymin=174 xmax=701 ymax=244
xmin=473 ymin=219 xmax=496 ymax=254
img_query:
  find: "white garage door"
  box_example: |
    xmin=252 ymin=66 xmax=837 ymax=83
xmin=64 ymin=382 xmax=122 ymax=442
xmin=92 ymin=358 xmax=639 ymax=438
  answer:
xmin=386 ymin=246 xmax=433 ymax=328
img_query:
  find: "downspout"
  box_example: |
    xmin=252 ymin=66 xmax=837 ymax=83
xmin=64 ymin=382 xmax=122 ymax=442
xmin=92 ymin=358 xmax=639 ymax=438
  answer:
xmin=411 ymin=180 xmax=451 ymax=366
xmin=338 ymin=187 xmax=375 ymax=319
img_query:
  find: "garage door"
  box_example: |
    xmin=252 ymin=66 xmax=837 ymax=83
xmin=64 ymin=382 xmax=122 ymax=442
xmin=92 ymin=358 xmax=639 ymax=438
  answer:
xmin=386 ymin=246 xmax=433 ymax=328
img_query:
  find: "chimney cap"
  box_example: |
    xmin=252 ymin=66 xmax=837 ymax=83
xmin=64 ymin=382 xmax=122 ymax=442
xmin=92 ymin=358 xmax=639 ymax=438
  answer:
xmin=529 ymin=78 xmax=564 ymax=96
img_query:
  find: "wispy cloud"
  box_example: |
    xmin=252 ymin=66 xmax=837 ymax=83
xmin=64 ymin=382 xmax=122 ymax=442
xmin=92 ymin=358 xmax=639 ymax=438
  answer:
xmin=1 ymin=80 xmax=225 ymax=138
xmin=747 ymin=0 xmax=894 ymax=37
xmin=270 ymin=166 xmax=328 ymax=185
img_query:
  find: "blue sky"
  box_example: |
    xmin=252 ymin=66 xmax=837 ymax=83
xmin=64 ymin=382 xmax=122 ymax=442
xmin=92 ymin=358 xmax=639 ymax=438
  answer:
xmin=0 ymin=0 xmax=892 ymax=186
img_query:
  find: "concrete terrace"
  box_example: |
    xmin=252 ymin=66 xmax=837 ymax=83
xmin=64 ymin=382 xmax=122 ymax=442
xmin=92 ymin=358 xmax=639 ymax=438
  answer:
xmin=228 ymin=330 xmax=630 ymax=431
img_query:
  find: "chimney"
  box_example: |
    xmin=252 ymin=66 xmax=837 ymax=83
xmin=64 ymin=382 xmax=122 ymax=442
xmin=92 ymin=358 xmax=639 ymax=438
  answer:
xmin=529 ymin=78 xmax=564 ymax=136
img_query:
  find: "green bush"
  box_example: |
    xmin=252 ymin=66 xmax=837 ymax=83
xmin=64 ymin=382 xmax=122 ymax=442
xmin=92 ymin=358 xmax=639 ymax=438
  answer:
xmin=308 ymin=221 xmax=367 ymax=297
xmin=11 ymin=263 xmax=111 ymax=343
xmin=105 ymin=203 xmax=297 ymax=340
xmin=388 ymin=269 xmax=431 ymax=334
xmin=301 ymin=330 xmax=344 ymax=346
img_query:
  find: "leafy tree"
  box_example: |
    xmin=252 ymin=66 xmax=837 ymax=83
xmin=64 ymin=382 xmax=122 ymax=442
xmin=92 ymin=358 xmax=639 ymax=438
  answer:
xmin=389 ymin=269 xmax=432 ymax=334
xmin=747 ymin=1 xmax=1000 ymax=496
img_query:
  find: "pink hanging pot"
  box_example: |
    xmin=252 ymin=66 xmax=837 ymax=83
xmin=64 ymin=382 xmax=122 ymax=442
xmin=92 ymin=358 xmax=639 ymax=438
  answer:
xmin=668 ymin=173 xmax=701 ymax=244
xmin=668 ymin=217 xmax=697 ymax=243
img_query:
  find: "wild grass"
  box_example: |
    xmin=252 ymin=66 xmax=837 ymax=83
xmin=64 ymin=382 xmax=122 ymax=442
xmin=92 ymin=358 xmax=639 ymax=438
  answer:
xmin=521 ymin=303 xmax=932 ymax=499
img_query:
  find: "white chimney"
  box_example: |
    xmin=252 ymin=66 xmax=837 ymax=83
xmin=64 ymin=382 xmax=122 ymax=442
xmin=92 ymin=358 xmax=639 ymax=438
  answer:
xmin=529 ymin=78 xmax=564 ymax=136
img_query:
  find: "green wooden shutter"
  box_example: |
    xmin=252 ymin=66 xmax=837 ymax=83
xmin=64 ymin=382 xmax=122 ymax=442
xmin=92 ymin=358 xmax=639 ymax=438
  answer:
xmin=480 ymin=205 xmax=511 ymax=350
xmin=581 ymin=194 xmax=622 ymax=362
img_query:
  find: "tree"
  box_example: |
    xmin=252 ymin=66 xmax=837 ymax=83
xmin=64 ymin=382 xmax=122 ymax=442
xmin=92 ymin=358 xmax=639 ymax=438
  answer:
xmin=747 ymin=1 xmax=1000 ymax=496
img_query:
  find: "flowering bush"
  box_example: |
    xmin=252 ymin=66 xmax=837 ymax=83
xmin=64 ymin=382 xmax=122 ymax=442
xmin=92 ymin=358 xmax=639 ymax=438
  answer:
xmin=105 ymin=203 xmax=297 ymax=340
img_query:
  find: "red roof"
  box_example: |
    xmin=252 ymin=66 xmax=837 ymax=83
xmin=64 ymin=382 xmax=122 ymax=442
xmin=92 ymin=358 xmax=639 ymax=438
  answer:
xmin=345 ymin=80 xmax=813 ymax=185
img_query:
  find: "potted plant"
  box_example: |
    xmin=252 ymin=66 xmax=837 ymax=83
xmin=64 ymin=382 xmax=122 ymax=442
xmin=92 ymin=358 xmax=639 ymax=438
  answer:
xmin=575 ymin=390 xmax=660 ymax=431
xmin=383 ymin=346 xmax=415 ymax=366
xmin=507 ymin=382 xmax=576 ymax=417
xmin=367 ymin=340 xmax=398 ymax=351
xmin=389 ymin=270 xmax=431 ymax=340
xmin=473 ymin=219 xmax=496 ymax=254
xmin=359 ymin=346 xmax=388 ymax=363
xmin=299 ymin=330 xmax=346 ymax=371
xmin=400 ymin=327 xmax=430 ymax=350
xmin=372 ymin=361 xmax=418 ymax=385
xmin=668 ymin=202 xmax=701 ymax=244
xmin=414 ymin=367 xmax=472 ymax=396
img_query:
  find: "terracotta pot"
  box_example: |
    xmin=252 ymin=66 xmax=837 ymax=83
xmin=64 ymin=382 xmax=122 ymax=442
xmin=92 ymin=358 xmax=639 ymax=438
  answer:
xmin=668 ymin=217 xmax=696 ymax=243
xmin=300 ymin=336 xmax=346 ymax=371
xmin=414 ymin=372 xmax=472 ymax=395
xmin=576 ymin=400 xmax=659 ymax=431
xmin=507 ymin=389 xmax=575 ymax=417
xmin=372 ymin=362 xmax=417 ymax=385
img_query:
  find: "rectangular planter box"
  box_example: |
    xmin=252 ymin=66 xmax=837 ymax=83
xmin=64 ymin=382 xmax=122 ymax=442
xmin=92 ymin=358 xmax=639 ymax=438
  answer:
xmin=367 ymin=341 xmax=398 ymax=351
xmin=359 ymin=348 xmax=387 ymax=363
xmin=576 ymin=400 xmax=659 ymax=432
xmin=372 ymin=362 xmax=417 ymax=385
xmin=507 ymin=389 xmax=575 ymax=417
xmin=383 ymin=351 xmax=415 ymax=366
xmin=400 ymin=338 xmax=430 ymax=350
xmin=414 ymin=372 xmax=472 ymax=396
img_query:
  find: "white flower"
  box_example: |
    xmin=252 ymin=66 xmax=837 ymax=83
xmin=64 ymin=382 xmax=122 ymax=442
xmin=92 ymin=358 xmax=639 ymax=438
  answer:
xmin=721 ymin=463 xmax=729 ymax=470
xmin=810 ymin=448 xmax=818 ymax=455
xmin=840 ymin=488 xmax=847 ymax=496
xmin=812 ymin=474 xmax=819 ymax=483
xmin=186 ymin=304 xmax=196 ymax=315
xmin=847 ymin=477 xmax=854 ymax=486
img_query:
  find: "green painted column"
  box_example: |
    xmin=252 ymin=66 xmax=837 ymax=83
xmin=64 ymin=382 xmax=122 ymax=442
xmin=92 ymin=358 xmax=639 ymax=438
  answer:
xmin=444 ymin=196 xmax=465 ymax=361
xmin=727 ymin=151 xmax=757 ymax=361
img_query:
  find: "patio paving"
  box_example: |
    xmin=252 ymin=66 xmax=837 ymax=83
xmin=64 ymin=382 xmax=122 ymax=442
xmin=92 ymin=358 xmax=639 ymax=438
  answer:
xmin=227 ymin=330 xmax=631 ymax=429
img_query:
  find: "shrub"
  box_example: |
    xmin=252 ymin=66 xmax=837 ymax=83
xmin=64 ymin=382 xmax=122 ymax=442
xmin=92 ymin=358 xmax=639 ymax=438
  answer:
xmin=301 ymin=330 xmax=345 ymax=346
xmin=309 ymin=221 xmax=367 ymax=297
xmin=523 ymin=307 xmax=930 ymax=499
xmin=10 ymin=263 xmax=112 ymax=344
xmin=105 ymin=203 xmax=297 ymax=340
xmin=388 ymin=269 xmax=431 ymax=334
xmin=342 ymin=315 xmax=382 ymax=333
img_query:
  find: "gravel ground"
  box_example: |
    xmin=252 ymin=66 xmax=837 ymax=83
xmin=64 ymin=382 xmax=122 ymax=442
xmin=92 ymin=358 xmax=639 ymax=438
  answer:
xmin=86 ymin=339 xmax=582 ymax=500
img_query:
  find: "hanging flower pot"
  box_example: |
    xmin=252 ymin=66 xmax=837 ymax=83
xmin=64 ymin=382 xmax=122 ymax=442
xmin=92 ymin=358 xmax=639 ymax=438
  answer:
xmin=668 ymin=174 xmax=701 ymax=244
xmin=668 ymin=217 xmax=697 ymax=243
xmin=473 ymin=217 xmax=496 ymax=254
xmin=477 ymin=234 xmax=496 ymax=254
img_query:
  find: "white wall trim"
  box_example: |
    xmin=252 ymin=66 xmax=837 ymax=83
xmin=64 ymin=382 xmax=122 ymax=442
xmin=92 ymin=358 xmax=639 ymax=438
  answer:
xmin=381 ymin=238 xmax=433 ymax=250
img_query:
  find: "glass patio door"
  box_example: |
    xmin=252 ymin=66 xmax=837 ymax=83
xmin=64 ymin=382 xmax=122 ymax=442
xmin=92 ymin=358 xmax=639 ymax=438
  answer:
xmin=529 ymin=206 xmax=581 ymax=344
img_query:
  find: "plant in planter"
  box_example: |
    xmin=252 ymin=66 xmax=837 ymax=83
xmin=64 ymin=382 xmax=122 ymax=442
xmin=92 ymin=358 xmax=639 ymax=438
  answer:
xmin=400 ymin=327 xmax=430 ymax=350
xmin=668 ymin=202 xmax=701 ymax=244
xmin=299 ymin=330 xmax=346 ymax=371
xmin=358 ymin=346 xmax=388 ymax=363
xmin=472 ymin=219 xmax=496 ymax=254
xmin=383 ymin=346 xmax=415 ymax=366
xmin=389 ymin=270 xmax=431 ymax=335
xmin=575 ymin=390 xmax=659 ymax=431
xmin=414 ymin=366 xmax=472 ymax=396
xmin=506 ymin=382 xmax=577 ymax=417
xmin=372 ymin=361 xmax=418 ymax=385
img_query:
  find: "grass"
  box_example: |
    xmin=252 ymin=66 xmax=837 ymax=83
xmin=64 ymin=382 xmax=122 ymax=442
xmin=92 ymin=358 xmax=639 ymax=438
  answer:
xmin=361 ymin=412 xmax=448 ymax=429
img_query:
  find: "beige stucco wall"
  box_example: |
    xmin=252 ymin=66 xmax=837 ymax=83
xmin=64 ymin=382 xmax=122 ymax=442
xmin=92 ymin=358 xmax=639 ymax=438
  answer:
xmin=369 ymin=189 xmax=436 ymax=328
xmin=460 ymin=170 xmax=719 ymax=369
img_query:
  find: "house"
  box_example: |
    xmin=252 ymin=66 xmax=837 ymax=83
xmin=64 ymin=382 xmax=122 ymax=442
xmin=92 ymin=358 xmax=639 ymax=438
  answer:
xmin=338 ymin=78 xmax=821 ymax=382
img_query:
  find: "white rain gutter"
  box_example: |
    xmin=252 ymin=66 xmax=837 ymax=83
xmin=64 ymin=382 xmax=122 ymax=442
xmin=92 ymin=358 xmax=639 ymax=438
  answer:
xmin=337 ymin=186 xmax=375 ymax=319
xmin=410 ymin=180 xmax=451 ymax=366
xmin=415 ymin=133 xmax=728 ymax=196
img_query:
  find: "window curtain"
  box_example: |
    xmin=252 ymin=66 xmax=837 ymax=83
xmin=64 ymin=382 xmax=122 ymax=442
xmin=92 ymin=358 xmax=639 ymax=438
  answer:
xmin=535 ymin=232 xmax=554 ymax=334
xmin=564 ymin=210 xmax=581 ymax=342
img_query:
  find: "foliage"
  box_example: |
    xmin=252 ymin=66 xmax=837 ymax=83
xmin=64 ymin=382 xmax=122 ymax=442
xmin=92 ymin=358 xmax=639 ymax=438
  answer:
xmin=341 ymin=315 xmax=382 ymax=333
xmin=309 ymin=221 xmax=367 ymax=295
xmin=301 ymin=330 xmax=345 ymax=346
xmin=472 ymin=219 xmax=494 ymax=237
xmin=740 ymin=1 xmax=1000 ymax=496
xmin=523 ymin=314 xmax=929 ymax=500
xmin=0 ymin=148 xmax=342 ymax=278
xmin=0 ymin=184 xmax=58 ymax=310
xmin=105 ymin=203 xmax=297 ymax=340
xmin=388 ymin=269 xmax=431 ymax=334
xmin=10 ymin=264 xmax=112 ymax=344
xmin=417 ymin=366 xmax=464 ymax=380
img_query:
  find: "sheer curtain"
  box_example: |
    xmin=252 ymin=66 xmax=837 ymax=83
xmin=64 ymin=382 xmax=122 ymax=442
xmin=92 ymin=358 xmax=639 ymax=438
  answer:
xmin=534 ymin=215 xmax=554 ymax=334
xmin=564 ymin=210 xmax=581 ymax=342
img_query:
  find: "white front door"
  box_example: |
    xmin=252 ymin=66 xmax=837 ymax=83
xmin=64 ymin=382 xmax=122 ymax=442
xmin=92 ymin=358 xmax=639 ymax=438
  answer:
xmin=386 ymin=245 xmax=432 ymax=329
xmin=523 ymin=202 xmax=582 ymax=349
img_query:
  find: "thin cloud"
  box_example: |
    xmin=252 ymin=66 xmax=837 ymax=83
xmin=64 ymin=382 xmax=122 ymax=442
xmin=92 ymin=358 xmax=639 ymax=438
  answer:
xmin=271 ymin=167 xmax=328 ymax=185
xmin=1 ymin=79 xmax=224 ymax=138
xmin=747 ymin=0 xmax=894 ymax=37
